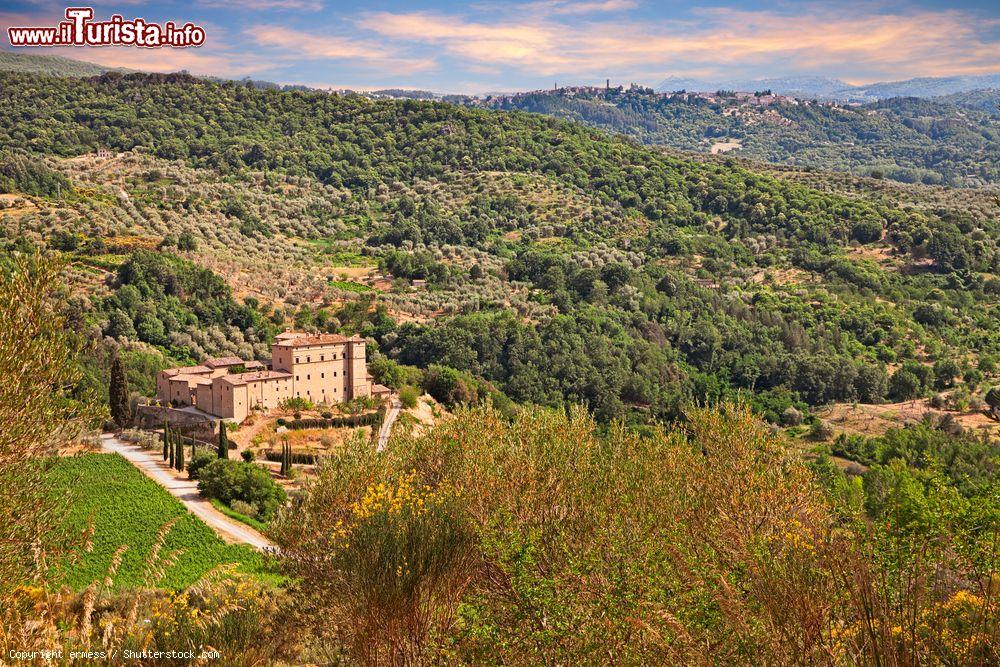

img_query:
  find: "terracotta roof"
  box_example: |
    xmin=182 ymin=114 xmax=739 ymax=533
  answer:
xmin=163 ymin=365 xmax=211 ymax=377
xmin=244 ymin=360 xmax=265 ymax=369
xmin=204 ymin=356 xmax=245 ymax=368
xmin=191 ymin=377 xmax=214 ymax=386
xmin=169 ymin=374 xmax=203 ymax=384
xmin=219 ymin=370 xmax=292 ymax=386
xmin=274 ymin=332 xmax=362 ymax=347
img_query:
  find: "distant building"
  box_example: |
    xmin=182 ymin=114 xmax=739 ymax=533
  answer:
xmin=155 ymin=332 xmax=390 ymax=422
xmin=95 ymin=148 xmax=113 ymax=159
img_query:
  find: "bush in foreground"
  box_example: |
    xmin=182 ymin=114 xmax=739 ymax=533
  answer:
xmin=273 ymin=402 xmax=997 ymax=665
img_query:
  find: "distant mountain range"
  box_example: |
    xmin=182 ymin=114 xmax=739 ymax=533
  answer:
xmin=656 ymin=74 xmax=1000 ymax=101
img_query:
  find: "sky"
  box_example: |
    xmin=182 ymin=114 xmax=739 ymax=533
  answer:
xmin=2 ymin=0 xmax=999 ymax=93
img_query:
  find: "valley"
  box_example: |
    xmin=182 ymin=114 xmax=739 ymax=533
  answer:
xmin=1 ymin=64 xmax=997 ymax=664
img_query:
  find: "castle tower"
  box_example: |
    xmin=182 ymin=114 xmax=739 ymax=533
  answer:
xmin=346 ymin=337 xmax=370 ymax=399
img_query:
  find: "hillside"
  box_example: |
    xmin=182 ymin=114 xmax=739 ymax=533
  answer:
xmin=656 ymin=73 xmax=1000 ymax=101
xmin=0 ymin=69 xmax=997 ymax=665
xmin=480 ymin=86 xmax=1000 ymax=186
xmin=939 ymin=88 xmax=1000 ymax=117
xmin=0 ymin=50 xmax=126 ymax=77
xmin=1 ymin=70 xmax=997 ymax=429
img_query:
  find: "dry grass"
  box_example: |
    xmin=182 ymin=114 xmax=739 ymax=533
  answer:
xmin=818 ymin=399 xmax=1000 ymax=439
xmin=273 ymin=401 xmax=999 ymax=664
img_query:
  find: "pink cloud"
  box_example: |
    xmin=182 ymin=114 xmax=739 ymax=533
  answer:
xmin=249 ymin=25 xmax=436 ymax=74
xmin=359 ymin=6 xmax=1000 ymax=83
xmin=527 ymin=0 xmax=639 ymax=15
xmin=201 ymin=0 xmax=325 ymax=11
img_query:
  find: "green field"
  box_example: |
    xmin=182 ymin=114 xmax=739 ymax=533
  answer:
xmin=43 ymin=453 xmax=274 ymax=591
xmin=328 ymin=279 xmax=373 ymax=293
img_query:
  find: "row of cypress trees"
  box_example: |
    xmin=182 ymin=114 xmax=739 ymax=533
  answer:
xmin=162 ymin=422 xmax=185 ymax=471
xmin=161 ymin=420 xmax=232 ymax=473
xmin=161 ymin=420 xmax=299 ymax=478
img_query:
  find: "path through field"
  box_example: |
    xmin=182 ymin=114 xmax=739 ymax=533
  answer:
xmin=100 ymin=434 xmax=276 ymax=551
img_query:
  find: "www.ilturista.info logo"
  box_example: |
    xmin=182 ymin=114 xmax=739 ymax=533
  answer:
xmin=7 ymin=7 xmax=205 ymax=48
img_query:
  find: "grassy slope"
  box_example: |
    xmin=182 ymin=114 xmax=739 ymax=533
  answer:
xmin=43 ymin=453 xmax=274 ymax=591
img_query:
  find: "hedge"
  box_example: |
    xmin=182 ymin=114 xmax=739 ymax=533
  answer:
xmin=264 ymin=449 xmax=320 ymax=465
xmin=286 ymin=412 xmax=381 ymax=430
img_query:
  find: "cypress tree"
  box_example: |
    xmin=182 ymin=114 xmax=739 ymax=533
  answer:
xmin=176 ymin=437 xmax=185 ymax=472
xmin=109 ymin=348 xmax=131 ymax=429
xmin=168 ymin=431 xmax=175 ymax=468
xmin=218 ymin=423 xmax=229 ymax=459
xmin=162 ymin=423 xmax=169 ymax=461
xmin=190 ymin=435 xmax=196 ymax=460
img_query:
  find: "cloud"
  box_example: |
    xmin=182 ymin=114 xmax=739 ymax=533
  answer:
xmin=249 ymin=25 xmax=436 ymax=74
xmin=526 ymin=0 xmax=638 ymax=15
xmin=359 ymin=5 xmax=1000 ymax=83
xmin=26 ymin=45 xmax=275 ymax=78
xmin=201 ymin=0 xmax=325 ymax=11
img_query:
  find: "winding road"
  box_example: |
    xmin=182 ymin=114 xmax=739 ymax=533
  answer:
xmin=377 ymin=398 xmax=402 ymax=452
xmin=99 ymin=434 xmax=276 ymax=551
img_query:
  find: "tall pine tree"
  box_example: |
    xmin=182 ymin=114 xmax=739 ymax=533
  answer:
xmin=109 ymin=349 xmax=131 ymax=429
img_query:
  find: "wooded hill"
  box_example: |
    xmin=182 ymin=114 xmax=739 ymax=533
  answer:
xmin=0 ymin=70 xmax=997 ymax=428
xmin=482 ymin=86 xmax=1000 ymax=187
xmin=0 ymin=69 xmax=997 ymax=665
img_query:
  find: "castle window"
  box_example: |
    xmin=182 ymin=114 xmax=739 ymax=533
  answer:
xmin=321 ymin=373 xmax=324 ymax=379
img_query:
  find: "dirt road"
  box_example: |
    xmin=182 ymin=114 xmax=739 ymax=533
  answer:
xmin=100 ymin=434 xmax=276 ymax=551
xmin=377 ymin=398 xmax=402 ymax=452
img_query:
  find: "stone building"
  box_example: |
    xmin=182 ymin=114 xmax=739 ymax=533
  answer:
xmin=155 ymin=332 xmax=389 ymax=422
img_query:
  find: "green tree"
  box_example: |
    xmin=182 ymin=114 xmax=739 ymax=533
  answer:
xmin=889 ymin=368 xmax=923 ymax=401
xmin=198 ymin=459 xmax=287 ymax=520
xmin=985 ymin=386 xmax=1000 ymax=416
xmin=109 ymin=349 xmax=131 ymax=429
xmin=218 ymin=423 xmax=229 ymax=459
xmin=0 ymin=252 xmax=97 ymax=638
